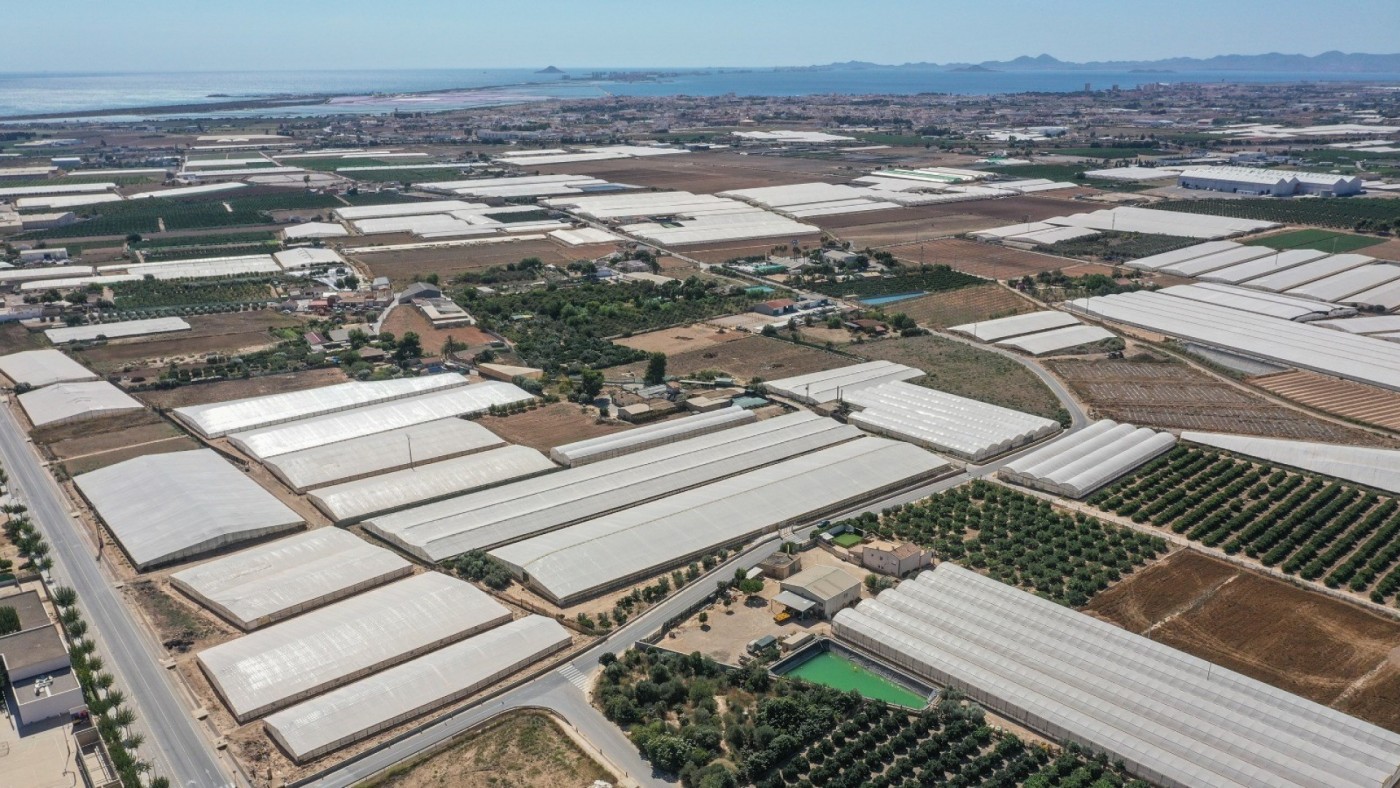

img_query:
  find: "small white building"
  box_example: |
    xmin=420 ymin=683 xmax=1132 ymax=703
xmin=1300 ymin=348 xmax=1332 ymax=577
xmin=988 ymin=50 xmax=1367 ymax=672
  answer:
xmin=852 ymin=540 xmax=932 ymax=578
xmin=777 ymin=565 xmax=862 ymax=619
xmin=18 ymin=247 xmax=69 ymax=264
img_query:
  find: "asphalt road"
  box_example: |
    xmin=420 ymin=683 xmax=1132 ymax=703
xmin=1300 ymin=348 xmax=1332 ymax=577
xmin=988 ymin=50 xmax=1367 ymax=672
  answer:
xmin=0 ymin=405 xmax=231 ymax=788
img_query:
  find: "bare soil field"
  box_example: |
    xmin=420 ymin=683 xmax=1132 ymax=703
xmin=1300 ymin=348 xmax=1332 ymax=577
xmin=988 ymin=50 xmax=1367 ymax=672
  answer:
xmin=381 ymin=304 xmax=497 ymax=358
xmin=610 ymin=335 xmax=852 ymax=383
xmin=353 ymin=238 xmax=597 ymax=286
xmin=70 ymin=310 xmax=307 ymax=374
xmin=613 ymin=323 xmax=750 ymax=355
xmin=362 ymin=711 xmax=612 ymax=788
xmin=135 ymin=367 xmax=349 ymax=410
xmin=671 ymin=235 xmax=823 ymax=264
xmin=893 ymin=238 xmax=1070 ymax=280
xmin=123 ymin=577 xmax=234 ymax=654
xmin=0 ymin=322 xmax=49 ymax=355
xmin=478 ymin=402 xmax=630 ymax=452
xmin=856 ymin=334 xmax=1063 ymax=420
xmin=1047 ymin=359 xmax=1393 ymax=444
xmin=534 ymin=150 xmax=849 ymax=193
xmin=62 ymin=437 xmax=202 ymax=476
xmin=1362 ymin=237 xmax=1400 ymax=261
xmin=1249 ymin=369 xmax=1400 ymax=433
xmin=39 ymin=411 xmax=183 ymax=462
xmin=896 ymin=283 xmax=1037 ymax=328
xmin=1086 ymin=549 xmax=1400 ymax=732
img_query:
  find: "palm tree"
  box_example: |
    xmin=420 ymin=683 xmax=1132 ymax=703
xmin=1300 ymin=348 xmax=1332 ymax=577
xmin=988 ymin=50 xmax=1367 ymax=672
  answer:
xmin=112 ymin=708 xmax=136 ymax=727
xmin=94 ymin=672 xmax=115 ymax=691
xmin=104 ymin=690 xmax=125 ymax=710
xmin=123 ymin=733 xmax=145 ymax=751
xmin=53 ymin=586 xmax=77 ymax=607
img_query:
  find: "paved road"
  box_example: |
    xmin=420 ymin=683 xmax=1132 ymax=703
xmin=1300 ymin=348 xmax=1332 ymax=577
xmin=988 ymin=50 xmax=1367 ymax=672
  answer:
xmin=0 ymin=405 xmax=231 ymax=788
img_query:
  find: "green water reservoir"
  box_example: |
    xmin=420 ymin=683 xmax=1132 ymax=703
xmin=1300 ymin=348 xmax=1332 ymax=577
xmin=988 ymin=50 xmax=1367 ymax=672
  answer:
xmin=783 ymin=651 xmax=928 ymax=708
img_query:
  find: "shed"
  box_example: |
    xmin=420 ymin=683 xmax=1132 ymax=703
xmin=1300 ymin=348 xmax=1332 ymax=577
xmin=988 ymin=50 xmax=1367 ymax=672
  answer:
xmin=780 ymin=565 xmax=861 ymax=619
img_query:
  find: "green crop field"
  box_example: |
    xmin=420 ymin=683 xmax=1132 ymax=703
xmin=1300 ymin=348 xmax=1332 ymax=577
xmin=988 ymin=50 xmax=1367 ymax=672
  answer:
xmin=340 ymin=191 xmax=426 ymax=206
xmin=983 ymin=164 xmax=1086 ymax=182
xmin=1047 ymin=147 xmax=1163 ymax=160
xmin=135 ymin=230 xmax=278 ymax=249
xmin=808 ymin=265 xmax=982 ymax=299
xmin=1243 ymin=229 xmax=1384 ymax=252
xmin=1147 ymin=197 xmax=1400 ymax=231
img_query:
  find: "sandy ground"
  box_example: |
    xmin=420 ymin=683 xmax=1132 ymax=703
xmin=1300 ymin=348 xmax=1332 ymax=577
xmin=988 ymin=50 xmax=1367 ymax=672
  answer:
xmin=476 ymin=401 xmax=632 ymax=452
xmin=612 ymin=323 xmax=750 ymax=355
xmin=135 ymin=367 xmax=349 ymax=409
xmin=895 ymin=283 xmax=1038 ymax=328
xmin=380 ymin=304 xmax=497 ymax=357
xmin=609 ymin=335 xmax=852 ymax=384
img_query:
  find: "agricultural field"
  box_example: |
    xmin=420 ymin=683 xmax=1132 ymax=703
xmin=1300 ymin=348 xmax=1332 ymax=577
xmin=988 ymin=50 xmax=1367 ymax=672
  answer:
xmin=339 ymin=190 xmax=428 ymax=206
xmin=226 ymin=193 xmax=345 ymax=212
xmin=1086 ymin=549 xmax=1400 ymax=732
xmin=842 ymin=481 xmax=1167 ymax=607
xmin=362 ymin=712 xmax=613 ymax=788
xmin=982 ymin=164 xmax=1088 ymax=182
xmin=597 ymin=647 xmax=1142 ymax=788
xmin=856 ymin=334 xmax=1065 ymax=420
xmin=379 ymin=302 xmax=497 ymax=357
xmin=805 ymin=265 xmax=982 ymax=299
xmin=20 ymin=197 xmax=271 ymax=239
xmin=1087 ymin=444 xmax=1400 ymax=606
xmin=1047 ymin=358 xmax=1390 ymax=444
xmin=891 ymin=238 xmax=1069 ymax=281
xmin=134 ymin=367 xmax=348 ymax=409
xmin=533 ymin=149 xmax=847 ymax=193
xmin=139 ymin=242 xmax=279 ymax=262
xmin=70 ymin=311 xmax=307 ymax=374
xmin=1146 ymin=197 xmax=1400 ymax=232
xmin=1248 ymin=369 xmax=1400 ymax=433
xmin=1243 ymin=228 xmax=1384 ymax=253
xmin=894 ymin=284 xmax=1035 ymax=328
xmin=354 ymin=238 xmax=594 ymax=287
xmin=108 ymin=278 xmax=278 ymax=313
xmin=609 ymin=334 xmax=852 ymax=384
xmin=477 ymin=401 xmax=631 ymax=452
xmin=133 ymin=230 xmax=279 ymax=249
xmin=1046 ymin=231 xmax=1196 ymax=263
xmin=613 ymin=323 xmax=750 ymax=355
xmin=0 ymin=322 xmax=48 ymax=355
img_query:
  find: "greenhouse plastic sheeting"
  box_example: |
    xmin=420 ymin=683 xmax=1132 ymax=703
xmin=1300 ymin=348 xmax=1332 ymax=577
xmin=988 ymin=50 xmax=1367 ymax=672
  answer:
xmin=0 ymin=349 xmax=98 ymax=388
xmin=18 ymin=381 xmax=142 ymax=427
xmin=264 ymin=419 xmax=504 ymax=492
xmin=1182 ymin=431 xmax=1400 ymax=496
xmin=833 ymin=564 xmax=1400 ymax=788
xmin=549 ymin=407 xmax=755 ymax=466
xmin=1123 ymin=241 xmax=1240 ymax=270
xmin=843 ymin=381 xmax=1057 ymax=462
xmin=948 ymin=310 xmax=1080 ymax=342
xmin=44 ymin=317 xmax=191 ymax=344
xmin=996 ymin=325 xmax=1118 ymax=356
xmin=196 ymin=573 xmax=509 ymax=722
xmin=170 ymin=529 xmax=412 ymax=630
xmin=999 ymin=420 xmax=1176 ymax=498
xmin=764 ymin=360 xmax=923 ymax=405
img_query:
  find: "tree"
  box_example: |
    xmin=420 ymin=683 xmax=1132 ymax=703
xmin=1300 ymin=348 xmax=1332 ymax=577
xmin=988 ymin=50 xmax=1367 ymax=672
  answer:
xmin=760 ymin=324 xmax=778 ymax=337
xmin=52 ymin=586 xmax=77 ymax=607
xmin=394 ymin=331 xmax=423 ymax=365
xmin=0 ymin=606 xmax=19 ymax=636
xmin=697 ymin=611 xmax=709 ymax=629
xmin=644 ymin=352 xmax=668 ymax=385
xmin=575 ymin=367 xmax=604 ymax=403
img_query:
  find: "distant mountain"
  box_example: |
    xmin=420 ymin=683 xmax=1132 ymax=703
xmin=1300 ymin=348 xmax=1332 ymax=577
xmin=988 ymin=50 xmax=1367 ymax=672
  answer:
xmin=536 ymin=66 xmax=564 ymax=74
xmin=814 ymin=52 xmax=1400 ymax=74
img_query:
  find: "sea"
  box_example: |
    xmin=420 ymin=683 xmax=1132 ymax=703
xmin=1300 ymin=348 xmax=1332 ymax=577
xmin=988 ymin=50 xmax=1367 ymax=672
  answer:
xmin=3 ymin=67 xmax=1400 ymax=121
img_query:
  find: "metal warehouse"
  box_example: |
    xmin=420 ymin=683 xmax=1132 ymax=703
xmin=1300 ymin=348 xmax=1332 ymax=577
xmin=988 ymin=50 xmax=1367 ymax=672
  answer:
xmin=263 ymin=419 xmax=505 ymax=492
xmin=227 ymin=381 xmax=533 ymax=459
xmin=308 ymin=445 xmax=557 ymax=524
xmin=74 ymin=449 xmax=304 ymax=570
xmin=264 ymin=616 xmax=570 ymax=762
xmin=842 ymin=381 xmax=1058 ymax=462
xmin=764 ymin=360 xmax=923 ymax=405
xmin=999 ymin=420 xmax=1177 ymax=498
xmin=548 ymin=407 xmax=755 ymax=466
xmin=0 ymin=349 xmax=98 ymax=389
xmin=364 ymin=411 xmax=861 ymax=562
xmin=18 ymin=381 xmax=143 ymax=428
xmin=1183 ymin=431 xmax=1400 ymax=496
xmin=169 ymin=529 xmax=413 ymax=630
xmin=196 ymin=573 xmax=510 ymax=722
xmin=491 ymin=437 xmax=951 ymax=606
xmin=173 ymin=374 xmax=470 ymax=438
xmin=44 ymin=317 xmax=191 ymax=344
xmin=834 ymin=564 xmax=1400 ymax=788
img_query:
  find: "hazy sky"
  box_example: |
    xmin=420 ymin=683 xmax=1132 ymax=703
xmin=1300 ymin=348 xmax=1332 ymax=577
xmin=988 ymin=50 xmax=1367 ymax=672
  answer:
xmin=7 ymin=0 xmax=1399 ymax=72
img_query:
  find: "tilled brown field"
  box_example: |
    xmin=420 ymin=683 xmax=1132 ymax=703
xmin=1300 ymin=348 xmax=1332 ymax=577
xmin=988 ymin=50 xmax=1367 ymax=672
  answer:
xmin=477 ymin=402 xmax=631 ymax=451
xmin=897 ymin=283 xmax=1037 ymax=328
xmin=1086 ymin=549 xmax=1400 ymax=732
xmin=609 ymin=334 xmax=851 ymax=383
xmin=891 ymin=238 xmax=1070 ymax=280
xmin=1048 ymin=359 xmax=1392 ymax=444
xmin=1249 ymin=369 xmax=1400 ymax=433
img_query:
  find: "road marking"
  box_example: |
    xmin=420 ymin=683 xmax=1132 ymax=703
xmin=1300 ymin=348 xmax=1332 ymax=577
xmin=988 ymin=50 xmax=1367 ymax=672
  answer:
xmin=557 ymin=664 xmax=589 ymax=691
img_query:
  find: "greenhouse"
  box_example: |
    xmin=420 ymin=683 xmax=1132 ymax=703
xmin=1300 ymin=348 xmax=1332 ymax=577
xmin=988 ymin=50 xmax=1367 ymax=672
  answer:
xmin=44 ymin=317 xmax=191 ymax=344
xmin=491 ymin=437 xmax=951 ymax=605
xmin=18 ymin=381 xmax=142 ymax=428
xmin=549 ymin=407 xmax=755 ymax=466
xmin=1182 ymin=431 xmax=1400 ymax=496
xmin=0 ymin=349 xmax=98 ymax=389
xmin=764 ymin=360 xmax=923 ymax=405
xmin=1157 ymin=284 xmax=1342 ymax=321
xmin=996 ymin=325 xmax=1118 ymax=356
xmin=263 ymin=419 xmax=505 ymax=492
xmin=1287 ymin=263 xmax=1400 ymax=304
xmin=999 ymin=420 xmax=1177 ymax=498
xmin=264 ymin=616 xmax=570 ymax=761
xmin=170 ymin=529 xmax=413 ymax=630
xmin=174 ymin=374 xmax=470 ymax=438
xmin=197 ymin=573 xmax=509 ymax=722
xmin=843 ymin=381 xmax=1058 ymax=462
xmin=74 ymin=449 xmax=304 ymax=570
xmin=948 ymin=311 xmax=1080 ymax=342
xmin=1241 ymin=253 xmax=1375 ymax=293
xmin=308 ymin=445 xmax=557 ymax=524
xmin=227 ymin=381 xmax=533 ymax=459
xmin=1198 ymin=249 xmax=1329 ymax=285
xmin=364 ymin=412 xmax=861 ymax=562
xmin=834 ymin=564 xmax=1400 ymax=788
xmin=1154 ymin=245 xmax=1273 ymax=277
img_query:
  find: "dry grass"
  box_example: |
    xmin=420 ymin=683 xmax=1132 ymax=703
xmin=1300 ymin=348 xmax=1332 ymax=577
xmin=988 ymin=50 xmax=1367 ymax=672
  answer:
xmin=856 ymin=334 xmax=1063 ymax=420
xmin=135 ymin=367 xmax=349 ymax=409
xmin=478 ymin=402 xmax=631 ymax=452
xmin=895 ymin=283 xmax=1037 ymax=328
xmin=610 ymin=335 xmax=852 ymax=384
xmin=69 ymin=311 xmax=307 ymax=374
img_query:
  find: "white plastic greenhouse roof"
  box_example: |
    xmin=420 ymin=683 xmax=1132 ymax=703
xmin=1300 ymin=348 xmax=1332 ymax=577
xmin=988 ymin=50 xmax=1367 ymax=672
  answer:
xmin=996 ymin=325 xmax=1118 ymax=356
xmin=1241 ymin=254 xmax=1375 ymax=293
xmin=842 ymin=381 xmax=1057 ymax=462
xmin=1318 ymin=315 xmax=1400 ymax=334
xmin=1157 ymin=284 xmax=1341 ymax=321
xmin=549 ymin=407 xmax=755 ymax=466
xmin=75 ymin=449 xmax=304 ymax=570
xmin=310 ymin=445 xmax=556 ymax=524
xmin=365 ymin=411 xmax=860 ymax=562
xmin=1198 ymin=249 xmax=1329 ymax=284
xmin=492 ymin=437 xmax=951 ymax=605
xmin=1000 ymin=420 xmax=1177 ymax=498
xmin=197 ymin=573 xmax=509 ymax=722
xmin=1287 ymin=264 xmax=1400 ymax=303
xmin=174 ymin=374 xmax=471 ymax=438
xmin=0 ymin=349 xmax=98 ymax=388
xmin=19 ymin=381 xmax=142 ymax=428
xmin=332 ymin=200 xmax=490 ymax=221
xmin=1349 ymin=279 xmax=1400 ymax=311
xmin=1157 ymin=245 xmax=1275 ymax=277
xmin=273 ymin=248 xmax=345 ymax=269
xmin=764 ymin=360 xmax=923 ymax=405
xmin=1182 ymin=432 xmax=1400 ymax=496
xmin=264 ymin=616 xmax=570 ymax=761
xmin=170 ymin=528 xmax=412 ymax=630
xmin=949 ymin=310 xmax=1080 ymax=342
xmin=228 ymin=381 xmax=532 ymax=459
xmin=834 ymin=564 xmax=1400 ymax=788
xmin=1043 ymin=206 xmax=1279 ymax=239
xmin=0 ymin=265 xmax=97 ymax=283
xmin=264 ymin=419 xmax=504 ymax=492
xmin=1067 ymin=291 xmax=1400 ymax=391
xmin=44 ymin=317 xmax=191 ymax=344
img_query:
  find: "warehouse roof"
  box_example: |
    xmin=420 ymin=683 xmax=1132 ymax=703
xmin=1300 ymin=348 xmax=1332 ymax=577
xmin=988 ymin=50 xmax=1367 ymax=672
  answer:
xmin=44 ymin=317 xmax=191 ymax=344
xmin=75 ymin=449 xmax=303 ymax=570
xmin=263 ymin=419 xmax=504 ymax=491
xmin=365 ymin=411 xmax=860 ymax=562
xmin=1182 ymin=431 xmax=1400 ymax=496
xmin=309 ymin=445 xmax=557 ymax=524
xmin=834 ymin=564 xmax=1400 ymax=788
xmin=0 ymin=349 xmax=98 ymax=389
xmin=170 ymin=529 xmax=412 ymax=630
xmin=228 ymin=381 xmax=533 ymax=459
xmin=1000 ymin=420 xmax=1177 ymax=498
xmin=196 ymin=573 xmax=509 ymax=722
xmin=264 ymin=616 xmax=569 ymax=761
xmin=174 ymin=374 xmax=470 ymax=438
xmin=549 ymin=407 xmax=755 ymax=466
xmin=764 ymin=360 xmax=923 ymax=405
xmin=18 ymin=381 xmax=142 ymax=428
xmin=491 ymin=437 xmax=950 ymax=605
xmin=843 ymin=381 xmax=1057 ymax=462
xmin=782 ymin=565 xmax=860 ymax=601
